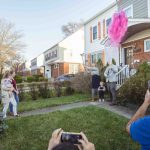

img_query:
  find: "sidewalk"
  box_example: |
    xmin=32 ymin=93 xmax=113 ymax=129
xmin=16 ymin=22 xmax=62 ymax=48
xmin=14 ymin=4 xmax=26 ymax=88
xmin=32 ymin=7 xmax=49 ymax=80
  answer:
xmin=8 ymin=100 xmax=137 ymax=119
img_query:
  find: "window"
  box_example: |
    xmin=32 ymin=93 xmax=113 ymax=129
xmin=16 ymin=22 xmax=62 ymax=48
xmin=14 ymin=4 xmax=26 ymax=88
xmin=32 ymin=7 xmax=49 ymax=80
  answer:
xmin=148 ymin=0 xmax=150 ymax=17
xmin=124 ymin=5 xmax=133 ymax=18
xmin=106 ymin=18 xmax=112 ymax=34
xmin=97 ymin=53 xmax=102 ymax=61
xmin=144 ymin=39 xmax=150 ymax=52
xmin=93 ymin=26 xmax=97 ymax=40
xmin=91 ymin=54 xmax=96 ymax=64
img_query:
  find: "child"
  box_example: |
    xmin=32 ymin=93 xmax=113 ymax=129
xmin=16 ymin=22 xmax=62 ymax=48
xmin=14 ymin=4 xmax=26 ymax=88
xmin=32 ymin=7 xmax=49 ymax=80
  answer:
xmin=98 ymin=81 xmax=106 ymax=102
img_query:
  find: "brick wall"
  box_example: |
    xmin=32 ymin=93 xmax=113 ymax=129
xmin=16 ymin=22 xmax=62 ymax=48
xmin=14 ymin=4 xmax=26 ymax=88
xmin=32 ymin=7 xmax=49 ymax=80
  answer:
xmin=122 ymin=37 xmax=150 ymax=64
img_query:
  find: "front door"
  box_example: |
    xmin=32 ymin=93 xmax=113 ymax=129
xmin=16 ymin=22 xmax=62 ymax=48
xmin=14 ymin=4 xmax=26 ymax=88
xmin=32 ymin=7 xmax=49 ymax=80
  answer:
xmin=124 ymin=47 xmax=133 ymax=67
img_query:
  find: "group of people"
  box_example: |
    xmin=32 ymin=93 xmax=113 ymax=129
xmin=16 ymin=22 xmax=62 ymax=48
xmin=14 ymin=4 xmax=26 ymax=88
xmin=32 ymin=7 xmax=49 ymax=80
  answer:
xmin=1 ymin=70 xmax=19 ymax=118
xmin=90 ymin=62 xmax=118 ymax=106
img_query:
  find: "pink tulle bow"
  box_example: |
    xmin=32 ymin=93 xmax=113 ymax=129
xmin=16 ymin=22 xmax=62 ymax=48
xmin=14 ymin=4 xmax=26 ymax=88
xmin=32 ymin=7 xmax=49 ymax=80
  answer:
xmin=108 ymin=10 xmax=128 ymax=46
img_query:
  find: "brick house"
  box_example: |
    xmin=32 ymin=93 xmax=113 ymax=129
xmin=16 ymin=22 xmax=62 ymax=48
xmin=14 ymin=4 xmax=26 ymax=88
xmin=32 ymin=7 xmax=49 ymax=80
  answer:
xmin=118 ymin=0 xmax=150 ymax=67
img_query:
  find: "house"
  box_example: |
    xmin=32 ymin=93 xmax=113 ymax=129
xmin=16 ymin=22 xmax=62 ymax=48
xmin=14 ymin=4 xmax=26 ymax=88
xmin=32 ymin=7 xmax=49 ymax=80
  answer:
xmin=44 ymin=27 xmax=84 ymax=80
xmin=84 ymin=2 xmax=118 ymax=66
xmin=18 ymin=61 xmax=31 ymax=76
xmin=30 ymin=53 xmax=44 ymax=76
xmin=118 ymin=0 xmax=150 ymax=67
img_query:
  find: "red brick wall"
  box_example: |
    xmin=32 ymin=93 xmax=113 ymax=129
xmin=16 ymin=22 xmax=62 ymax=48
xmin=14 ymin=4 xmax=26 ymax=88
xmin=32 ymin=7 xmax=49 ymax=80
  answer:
xmin=122 ymin=37 xmax=150 ymax=64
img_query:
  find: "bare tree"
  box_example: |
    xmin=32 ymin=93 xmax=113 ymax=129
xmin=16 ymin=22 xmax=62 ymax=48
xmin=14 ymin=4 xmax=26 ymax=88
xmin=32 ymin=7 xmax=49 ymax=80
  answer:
xmin=0 ymin=19 xmax=25 ymax=74
xmin=61 ymin=21 xmax=83 ymax=37
xmin=5 ymin=54 xmax=26 ymax=73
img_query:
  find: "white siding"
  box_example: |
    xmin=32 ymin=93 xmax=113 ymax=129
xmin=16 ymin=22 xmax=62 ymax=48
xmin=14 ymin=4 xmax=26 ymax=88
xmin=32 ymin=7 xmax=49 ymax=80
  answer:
xmin=59 ymin=27 xmax=84 ymax=63
xmin=84 ymin=4 xmax=119 ymax=65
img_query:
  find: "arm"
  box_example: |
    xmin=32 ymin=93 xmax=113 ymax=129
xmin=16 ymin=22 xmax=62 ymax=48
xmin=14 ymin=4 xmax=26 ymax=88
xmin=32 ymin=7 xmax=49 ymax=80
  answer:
xmin=126 ymin=90 xmax=150 ymax=134
xmin=104 ymin=67 xmax=109 ymax=78
xmin=111 ymin=66 xmax=118 ymax=73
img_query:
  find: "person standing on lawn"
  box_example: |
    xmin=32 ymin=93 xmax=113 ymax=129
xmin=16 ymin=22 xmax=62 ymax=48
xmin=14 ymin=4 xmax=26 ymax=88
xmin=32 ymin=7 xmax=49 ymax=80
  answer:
xmin=1 ymin=71 xmax=18 ymax=118
xmin=9 ymin=70 xmax=19 ymax=116
xmin=126 ymin=90 xmax=150 ymax=150
xmin=104 ymin=61 xmax=118 ymax=106
xmin=85 ymin=64 xmax=100 ymax=101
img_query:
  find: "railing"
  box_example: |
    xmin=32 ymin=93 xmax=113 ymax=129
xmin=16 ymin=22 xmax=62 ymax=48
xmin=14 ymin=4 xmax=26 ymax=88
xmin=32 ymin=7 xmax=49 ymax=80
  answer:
xmin=116 ymin=65 xmax=129 ymax=90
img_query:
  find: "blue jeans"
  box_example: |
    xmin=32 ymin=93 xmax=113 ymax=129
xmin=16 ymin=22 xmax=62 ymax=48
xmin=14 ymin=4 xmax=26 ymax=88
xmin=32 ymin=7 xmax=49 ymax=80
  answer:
xmin=9 ymin=92 xmax=19 ymax=113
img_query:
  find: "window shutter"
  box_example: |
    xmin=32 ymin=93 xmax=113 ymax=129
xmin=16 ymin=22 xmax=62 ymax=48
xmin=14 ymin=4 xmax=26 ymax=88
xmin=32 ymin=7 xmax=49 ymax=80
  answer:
xmin=98 ymin=22 xmax=101 ymax=40
xmin=103 ymin=19 xmax=106 ymax=38
xmin=90 ymin=27 xmax=92 ymax=43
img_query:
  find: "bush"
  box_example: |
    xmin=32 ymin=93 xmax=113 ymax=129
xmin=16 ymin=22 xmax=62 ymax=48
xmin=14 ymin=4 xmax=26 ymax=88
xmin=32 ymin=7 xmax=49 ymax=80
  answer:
xmin=38 ymin=82 xmax=51 ymax=98
xmin=29 ymin=83 xmax=38 ymax=100
xmin=118 ymin=62 xmax=150 ymax=105
xmin=53 ymin=82 xmax=62 ymax=97
xmin=15 ymin=75 xmax=22 ymax=83
xmin=27 ymin=76 xmax=34 ymax=83
xmin=17 ymin=84 xmax=26 ymax=101
xmin=71 ymin=72 xmax=91 ymax=94
xmin=39 ymin=77 xmax=48 ymax=82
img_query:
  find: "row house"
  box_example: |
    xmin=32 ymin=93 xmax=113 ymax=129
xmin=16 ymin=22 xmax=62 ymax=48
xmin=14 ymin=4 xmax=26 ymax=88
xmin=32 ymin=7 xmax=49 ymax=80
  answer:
xmin=118 ymin=0 xmax=150 ymax=68
xmin=44 ymin=27 xmax=84 ymax=80
xmin=30 ymin=53 xmax=44 ymax=76
xmin=18 ymin=61 xmax=31 ymax=76
xmin=84 ymin=2 xmax=119 ymax=66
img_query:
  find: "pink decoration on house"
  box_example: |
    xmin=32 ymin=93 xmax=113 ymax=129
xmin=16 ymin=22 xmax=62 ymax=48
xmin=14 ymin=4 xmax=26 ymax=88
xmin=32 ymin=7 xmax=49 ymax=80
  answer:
xmin=108 ymin=10 xmax=128 ymax=46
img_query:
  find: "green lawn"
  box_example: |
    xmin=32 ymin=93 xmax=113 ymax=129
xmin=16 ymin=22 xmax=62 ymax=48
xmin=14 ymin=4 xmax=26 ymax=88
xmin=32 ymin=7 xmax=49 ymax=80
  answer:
xmin=17 ymin=94 xmax=90 ymax=112
xmin=0 ymin=106 xmax=139 ymax=150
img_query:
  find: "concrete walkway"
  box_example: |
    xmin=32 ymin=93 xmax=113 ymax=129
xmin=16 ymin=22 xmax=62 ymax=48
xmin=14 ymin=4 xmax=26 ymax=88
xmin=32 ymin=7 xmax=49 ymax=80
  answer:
xmin=8 ymin=101 xmax=137 ymax=119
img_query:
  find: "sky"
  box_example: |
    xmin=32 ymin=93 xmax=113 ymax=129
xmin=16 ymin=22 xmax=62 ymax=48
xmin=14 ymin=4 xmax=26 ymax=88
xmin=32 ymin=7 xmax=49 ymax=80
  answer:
xmin=0 ymin=0 xmax=115 ymax=61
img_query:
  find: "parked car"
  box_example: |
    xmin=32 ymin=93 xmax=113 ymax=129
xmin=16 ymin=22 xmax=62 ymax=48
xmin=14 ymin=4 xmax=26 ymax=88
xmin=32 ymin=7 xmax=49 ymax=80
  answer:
xmin=55 ymin=74 xmax=74 ymax=82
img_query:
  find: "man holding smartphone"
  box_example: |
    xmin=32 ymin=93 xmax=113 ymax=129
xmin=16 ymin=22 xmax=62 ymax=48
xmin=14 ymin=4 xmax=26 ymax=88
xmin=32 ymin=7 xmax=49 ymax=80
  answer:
xmin=126 ymin=89 xmax=150 ymax=150
xmin=48 ymin=129 xmax=95 ymax=150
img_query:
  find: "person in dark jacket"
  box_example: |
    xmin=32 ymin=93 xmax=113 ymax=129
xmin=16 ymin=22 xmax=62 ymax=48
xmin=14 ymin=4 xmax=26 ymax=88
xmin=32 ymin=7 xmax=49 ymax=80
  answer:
xmin=91 ymin=74 xmax=100 ymax=101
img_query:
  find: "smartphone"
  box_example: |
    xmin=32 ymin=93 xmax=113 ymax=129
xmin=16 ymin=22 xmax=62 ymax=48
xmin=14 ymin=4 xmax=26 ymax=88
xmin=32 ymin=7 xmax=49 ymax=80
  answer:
xmin=148 ymin=80 xmax=150 ymax=92
xmin=61 ymin=132 xmax=82 ymax=144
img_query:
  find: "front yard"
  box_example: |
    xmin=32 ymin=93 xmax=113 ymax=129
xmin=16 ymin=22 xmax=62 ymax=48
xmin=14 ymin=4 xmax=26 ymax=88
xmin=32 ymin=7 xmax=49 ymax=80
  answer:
xmin=0 ymin=106 xmax=139 ymax=150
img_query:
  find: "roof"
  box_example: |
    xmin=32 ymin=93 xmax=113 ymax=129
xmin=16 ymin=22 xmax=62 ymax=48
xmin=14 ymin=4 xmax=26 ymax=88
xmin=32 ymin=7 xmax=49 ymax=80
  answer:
xmin=84 ymin=2 xmax=117 ymax=25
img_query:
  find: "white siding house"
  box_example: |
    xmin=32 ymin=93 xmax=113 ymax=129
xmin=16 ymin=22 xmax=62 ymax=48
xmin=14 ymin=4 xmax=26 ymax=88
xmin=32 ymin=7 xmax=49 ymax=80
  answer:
xmin=44 ymin=27 xmax=84 ymax=79
xmin=84 ymin=2 xmax=119 ymax=66
xmin=31 ymin=53 xmax=44 ymax=75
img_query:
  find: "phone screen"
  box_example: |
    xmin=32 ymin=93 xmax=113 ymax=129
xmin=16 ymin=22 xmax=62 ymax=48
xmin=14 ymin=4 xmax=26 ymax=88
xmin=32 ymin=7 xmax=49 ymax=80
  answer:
xmin=61 ymin=132 xmax=82 ymax=144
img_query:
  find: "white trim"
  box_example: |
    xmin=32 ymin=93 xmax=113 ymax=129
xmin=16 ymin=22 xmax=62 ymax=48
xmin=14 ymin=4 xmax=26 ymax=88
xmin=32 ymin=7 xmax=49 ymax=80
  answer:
xmin=124 ymin=5 xmax=133 ymax=18
xmin=144 ymin=39 xmax=150 ymax=52
xmin=148 ymin=0 xmax=150 ymax=18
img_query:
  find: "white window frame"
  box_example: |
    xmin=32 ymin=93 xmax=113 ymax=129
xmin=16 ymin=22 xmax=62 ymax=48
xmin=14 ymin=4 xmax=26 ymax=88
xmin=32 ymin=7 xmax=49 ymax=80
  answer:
xmin=124 ymin=5 xmax=133 ymax=18
xmin=148 ymin=0 xmax=150 ymax=17
xmin=144 ymin=39 xmax=150 ymax=52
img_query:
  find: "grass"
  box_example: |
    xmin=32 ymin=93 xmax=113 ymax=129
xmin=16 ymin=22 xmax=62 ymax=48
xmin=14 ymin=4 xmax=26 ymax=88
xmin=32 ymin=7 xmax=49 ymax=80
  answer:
xmin=16 ymin=94 xmax=90 ymax=112
xmin=0 ymin=106 xmax=139 ymax=150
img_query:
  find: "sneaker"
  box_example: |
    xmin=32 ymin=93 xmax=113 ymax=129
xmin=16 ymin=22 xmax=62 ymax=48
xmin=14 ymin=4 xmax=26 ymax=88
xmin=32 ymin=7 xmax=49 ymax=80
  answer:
xmin=102 ymin=99 xmax=105 ymax=102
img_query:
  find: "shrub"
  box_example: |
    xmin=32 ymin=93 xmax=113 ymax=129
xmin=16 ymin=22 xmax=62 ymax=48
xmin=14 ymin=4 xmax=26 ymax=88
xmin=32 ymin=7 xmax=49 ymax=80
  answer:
xmin=71 ymin=72 xmax=91 ymax=94
xmin=29 ymin=83 xmax=38 ymax=100
xmin=39 ymin=77 xmax=48 ymax=82
xmin=53 ymin=82 xmax=62 ymax=97
xmin=38 ymin=82 xmax=51 ymax=98
xmin=0 ymin=112 xmax=8 ymax=134
xmin=118 ymin=62 xmax=150 ymax=105
xmin=15 ymin=75 xmax=22 ymax=83
xmin=17 ymin=84 xmax=26 ymax=101
xmin=27 ymin=76 xmax=34 ymax=83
